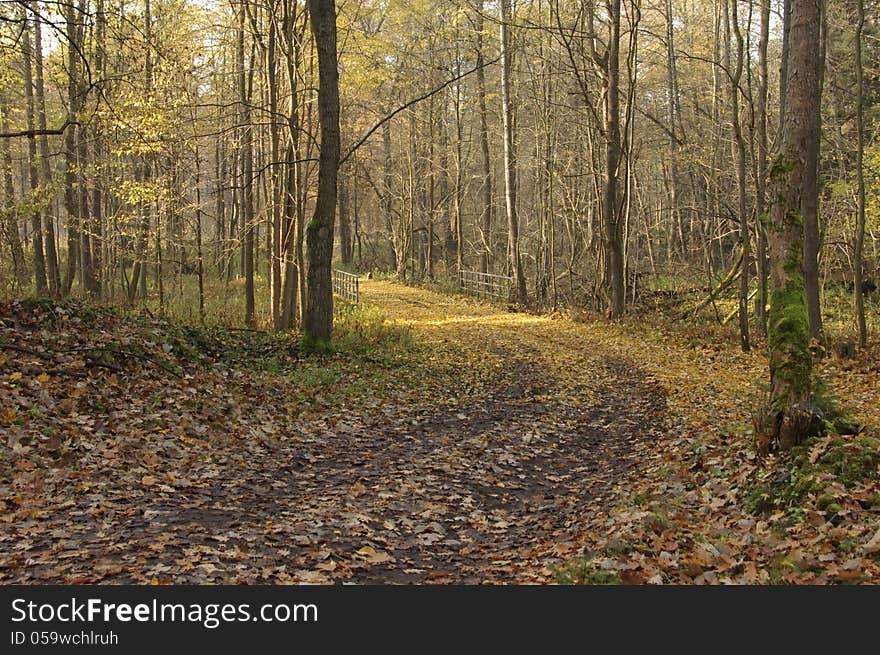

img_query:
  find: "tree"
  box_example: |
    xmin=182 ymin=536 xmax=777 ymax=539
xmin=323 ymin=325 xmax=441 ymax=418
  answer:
xmin=853 ymin=0 xmax=867 ymax=349
xmin=302 ymin=0 xmax=340 ymax=345
xmin=600 ymin=0 xmax=625 ymax=318
xmin=473 ymin=8 xmax=493 ymax=275
xmin=723 ymin=0 xmax=750 ymax=352
xmin=802 ymin=0 xmax=826 ymax=343
xmin=754 ymin=0 xmax=770 ymax=334
xmin=21 ymin=4 xmax=48 ymax=295
xmin=499 ymin=0 xmax=527 ymax=304
xmin=764 ymin=0 xmax=824 ymax=451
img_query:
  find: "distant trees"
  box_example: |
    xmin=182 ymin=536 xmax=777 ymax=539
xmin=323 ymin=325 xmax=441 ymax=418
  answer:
xmin=0 ymin=0 xmax=875 ymax=354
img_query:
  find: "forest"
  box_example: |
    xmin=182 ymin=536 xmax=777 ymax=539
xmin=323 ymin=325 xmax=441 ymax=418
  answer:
xmin=1 ymin=0 xmax=880 ymax=585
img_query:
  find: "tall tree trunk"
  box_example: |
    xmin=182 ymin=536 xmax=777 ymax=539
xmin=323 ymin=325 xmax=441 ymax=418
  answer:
xmin=63 ymin=0 xmax=82 ymax=294
xmin=476 ymin=10 xmax=493 ymax=275
xmin=755 ymin=0 xmax=770 ymax=333
xmin=499 ymin=0 xmax=526 ymax=303
xmin=128 ymin=0 xmax=151 ymax=301
xmin=664 ymin=0 xmax=681 ymax=263
xmin=33 ymin=4 xmax=60 ymax=295
xmin=22 ymin=7 xmax=48 ymax=295
xmin=802 ymin=1 xmax=825 ymax=342
xmin=238 ymin=1 xmax=255 ymax=326
xmin=854 ymin=0 xmax=867 ymax=349
xmin=602 ymin=0 xmax=625 ymax=318
xmin=766 ymin=0 xmax=823 ymax=451
xmin=725 ymin=0 xmax=750 ymax=351
xmin=267 ymin=14 xmax=283 ymax=328
xmin=279 ymin=0 xmax=305 ymax=330
xmin=91 ymin=0 xmax=105 ymax=297
xmin=303 ymin=0 xmax=340 ymax=345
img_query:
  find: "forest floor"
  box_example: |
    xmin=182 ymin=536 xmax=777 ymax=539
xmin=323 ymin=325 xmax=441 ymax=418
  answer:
xmin=2 ymin=279 xmax=880 ymax=584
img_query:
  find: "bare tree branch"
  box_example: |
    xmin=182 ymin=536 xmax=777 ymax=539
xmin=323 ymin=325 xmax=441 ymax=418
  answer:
xmin=0 ymin=120 xmax=77 ymax=139
xmin=339 ymin=55 xmax=500 ymax=166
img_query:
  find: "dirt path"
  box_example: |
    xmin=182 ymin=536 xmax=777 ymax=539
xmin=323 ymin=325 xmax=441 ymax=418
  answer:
xmin=1 ymin=281 xmax=666 ymax=584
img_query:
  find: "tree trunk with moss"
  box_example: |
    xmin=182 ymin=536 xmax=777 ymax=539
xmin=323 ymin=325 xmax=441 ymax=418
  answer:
xmin=764 ymin=0 xmax=824 ymax=451
xmin=303 ymin=0 xmax=340 ymax=346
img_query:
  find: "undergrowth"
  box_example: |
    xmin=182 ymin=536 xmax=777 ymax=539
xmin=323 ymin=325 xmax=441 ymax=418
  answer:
xmin=743 ymin=435 xmax=880 ymax=515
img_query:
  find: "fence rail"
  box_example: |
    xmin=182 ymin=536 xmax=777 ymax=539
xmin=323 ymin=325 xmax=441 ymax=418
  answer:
xmin=332 ymin=269 xmax=360 ymax=303
xmin=458 ymin=270 xmax=512 ymax=300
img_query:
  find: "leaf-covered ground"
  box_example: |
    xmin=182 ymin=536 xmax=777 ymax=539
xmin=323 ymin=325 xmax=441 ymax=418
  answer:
xmin=1 ymin=281 xmax=879 ymax=584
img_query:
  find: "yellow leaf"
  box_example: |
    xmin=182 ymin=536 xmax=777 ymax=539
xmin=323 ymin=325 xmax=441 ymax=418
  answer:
xmin=9 ymin=372 xmax=22 ymax=382
xmin=37 ymin=373 xmax=50 ymax=384
xmin=0 ymin=407 xmax=17 ymax=425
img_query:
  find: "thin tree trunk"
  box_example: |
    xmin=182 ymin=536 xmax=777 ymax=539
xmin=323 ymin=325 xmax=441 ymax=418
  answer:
xmin=602 ymin=0 xmax=625 ymax=318
xmin=339 ymin=169 xmax=352 ymax=264
xmin=755 ymin=0 xmax=770 ymax=333
xmin=1 ymin=98 xmax=27 ymax=287
xmin=476 ymin=11 xmax=493 ymax=275
xmin=664 ymin=0 xmax=680 ymax=263
xmin=267 ymin=14 xmax=283 ymax=328
xmin=22 ymin=7 xmax=48 ymax=295
xmin=33 ymin=4 xmax=59 ymax=295
xmin=802 ymin=0 xmax=825 ymax=342
xmin=725 ymin=0 xmax=750 ymax=351
xmin=854 ymin=0 xmax=867 ymax=348
xmin=239 ymin=1 xmax=255 ymax=326
xmin=128 ymin=0 xmax=151 ymax=301
xmin=499 ymin=0 xmax=526 ymax=303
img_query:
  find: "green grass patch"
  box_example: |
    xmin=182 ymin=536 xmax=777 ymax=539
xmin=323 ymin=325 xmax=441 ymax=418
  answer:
xmin=550 ymin=558 xmax=621 ymax=585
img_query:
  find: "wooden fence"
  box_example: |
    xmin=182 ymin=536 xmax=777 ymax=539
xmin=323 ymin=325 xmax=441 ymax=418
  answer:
xmin=458 ymin=270 xmax=512 ymax=300
xmin=332 ymin=269 xmax=360 ymax=303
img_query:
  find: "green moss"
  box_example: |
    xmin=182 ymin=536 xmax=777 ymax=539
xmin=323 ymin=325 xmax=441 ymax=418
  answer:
xmin=824 ymin=503 xmax=843 ymax=517
xmin=816 ymin=437 xmax=880 ymax=484
xmin=786 ymin=207 xmax=804 ymax=229
xmin=299 ymin=331 xmax=333 ymax=355
xmin=769 ymin=154 xmax=795 ymax=178
xmin=743 ymin=436 xmax=880 ymax=515
xmin=767 ymin=273 xmax=812 ymax=412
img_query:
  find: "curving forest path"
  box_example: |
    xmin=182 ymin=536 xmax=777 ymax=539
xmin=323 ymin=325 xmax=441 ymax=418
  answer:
xmin=2 ymin=281 xmax=667 ymax=584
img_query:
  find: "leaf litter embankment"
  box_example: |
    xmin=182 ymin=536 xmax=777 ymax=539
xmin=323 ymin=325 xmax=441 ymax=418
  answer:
xmin=0 ymin=284 xmax=665 ymax=583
